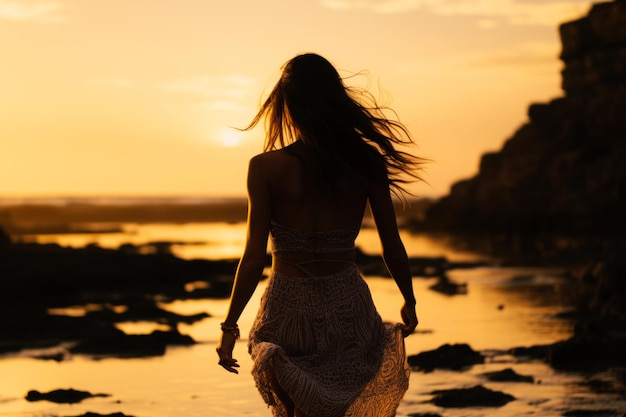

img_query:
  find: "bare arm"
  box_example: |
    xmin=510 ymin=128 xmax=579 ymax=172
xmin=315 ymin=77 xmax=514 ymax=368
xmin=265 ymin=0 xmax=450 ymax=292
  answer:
xmin=369 ymin=180 xmax=418 ymax=336
xmin=217 ymin=156 xmax=272 ymax=373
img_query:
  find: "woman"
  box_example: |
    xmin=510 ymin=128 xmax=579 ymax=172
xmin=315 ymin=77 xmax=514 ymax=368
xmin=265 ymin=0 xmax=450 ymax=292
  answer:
xmin=216 ymin=53 xmax=423 ymax=417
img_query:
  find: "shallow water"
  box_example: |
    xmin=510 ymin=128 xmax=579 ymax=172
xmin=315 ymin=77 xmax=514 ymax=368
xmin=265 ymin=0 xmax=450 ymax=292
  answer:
xmin=2 ymin=223 xmax=625 ymax=417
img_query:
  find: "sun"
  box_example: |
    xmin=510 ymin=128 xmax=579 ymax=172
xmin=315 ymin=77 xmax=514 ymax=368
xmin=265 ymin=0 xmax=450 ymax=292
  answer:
xmin=218 ymin=128 xmax=242 ymax=147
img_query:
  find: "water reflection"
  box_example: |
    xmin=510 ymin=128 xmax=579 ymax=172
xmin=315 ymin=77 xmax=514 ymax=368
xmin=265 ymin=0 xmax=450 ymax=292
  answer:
xmin=23 ymin=222 xmax=489 ymax=262
xmin=2 ymin=224 xmax=625 ymax=416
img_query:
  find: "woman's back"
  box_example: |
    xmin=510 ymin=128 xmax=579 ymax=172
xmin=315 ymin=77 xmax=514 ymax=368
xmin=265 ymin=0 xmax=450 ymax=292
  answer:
xmin=257 ymin=141 xmax=371 ymax=277
xmin=261 ymin=141 xmax=369 ymax=232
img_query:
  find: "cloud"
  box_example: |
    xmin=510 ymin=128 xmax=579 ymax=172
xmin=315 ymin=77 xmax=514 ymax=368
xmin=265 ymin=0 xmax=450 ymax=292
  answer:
xmin=320 ymin=0 xmax=591 ymax=26
xmin=322 ymin=0 xmax=419 ymax=13
xmin=396 ymin=41 xmax=561 ymax=75
xmin=162 ymin=74 xmax=257 ymax=116
xmin=0 ymin=0 xmax=65 ymax=22
xmin=161 ymin=75 xmax=255 ymax=99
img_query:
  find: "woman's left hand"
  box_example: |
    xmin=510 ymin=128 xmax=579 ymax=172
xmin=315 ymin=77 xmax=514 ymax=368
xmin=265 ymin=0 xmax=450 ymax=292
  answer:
xmin=216 ymin=332 xmax=240 ymax=374
xmin=400 ymin=302 xmax=418 ymax=337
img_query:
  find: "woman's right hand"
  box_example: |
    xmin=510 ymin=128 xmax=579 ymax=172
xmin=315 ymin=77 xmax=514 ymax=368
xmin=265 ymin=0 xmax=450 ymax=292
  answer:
xmin=400 ymin=302 xmax=418 ymax=337
xmin=216 ymin=331 xmax=240 ymax=374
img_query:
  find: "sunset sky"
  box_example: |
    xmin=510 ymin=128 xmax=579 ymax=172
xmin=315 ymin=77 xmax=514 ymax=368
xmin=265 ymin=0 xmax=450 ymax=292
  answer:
xmin=0 ymin=0 xmax=596 ymax=198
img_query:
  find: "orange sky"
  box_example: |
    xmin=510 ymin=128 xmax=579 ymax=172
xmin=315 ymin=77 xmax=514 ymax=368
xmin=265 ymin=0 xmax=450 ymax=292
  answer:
xmin=0 ymin=0 xmax=595 ymax=198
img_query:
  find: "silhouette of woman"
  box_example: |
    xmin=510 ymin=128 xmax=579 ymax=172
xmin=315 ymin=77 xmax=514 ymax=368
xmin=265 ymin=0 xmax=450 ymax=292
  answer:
xmin=216 ymin=53 xmax=423 ymax=417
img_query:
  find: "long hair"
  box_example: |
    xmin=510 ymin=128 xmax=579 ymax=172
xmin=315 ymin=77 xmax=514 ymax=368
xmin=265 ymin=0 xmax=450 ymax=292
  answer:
xmin=244 ymin=53 xmax=426 ymax=199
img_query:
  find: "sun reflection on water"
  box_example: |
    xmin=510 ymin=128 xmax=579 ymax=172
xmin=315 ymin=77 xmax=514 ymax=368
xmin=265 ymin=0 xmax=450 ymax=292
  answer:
xmin=2 ymin=223 xmax=625 ymax=416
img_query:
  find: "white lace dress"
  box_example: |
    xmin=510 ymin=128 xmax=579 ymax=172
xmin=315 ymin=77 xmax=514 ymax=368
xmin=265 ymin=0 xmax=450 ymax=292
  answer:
xmin=248 ymin=222 xmax=410 ymax=417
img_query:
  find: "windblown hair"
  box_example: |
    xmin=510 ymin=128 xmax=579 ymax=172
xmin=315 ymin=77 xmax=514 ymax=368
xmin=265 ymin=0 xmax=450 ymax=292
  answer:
xmin=244 ymin=53 xmax=426 ymax=199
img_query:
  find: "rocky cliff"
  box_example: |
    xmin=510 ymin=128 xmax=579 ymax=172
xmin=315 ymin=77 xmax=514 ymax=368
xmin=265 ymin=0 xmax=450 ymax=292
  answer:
xmin=426 ymin=0 xmax=626 ymax=237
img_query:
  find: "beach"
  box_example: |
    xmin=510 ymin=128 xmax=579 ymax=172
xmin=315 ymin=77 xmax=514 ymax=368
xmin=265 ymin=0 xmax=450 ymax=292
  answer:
xmin=2 ymin=202 xmax=625 ymax=416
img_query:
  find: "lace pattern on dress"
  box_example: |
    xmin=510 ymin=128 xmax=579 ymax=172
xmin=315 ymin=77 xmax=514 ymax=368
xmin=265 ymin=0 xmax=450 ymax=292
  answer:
xmin=248 ymin=266 xmax=410 ymax=417
xmin=270 ymin=221 xmax=360 ymax=255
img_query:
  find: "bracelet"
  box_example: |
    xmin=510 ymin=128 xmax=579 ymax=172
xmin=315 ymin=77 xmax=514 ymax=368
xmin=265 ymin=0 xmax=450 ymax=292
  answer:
xmin=220 ymin=322 xmax=240 ymax=339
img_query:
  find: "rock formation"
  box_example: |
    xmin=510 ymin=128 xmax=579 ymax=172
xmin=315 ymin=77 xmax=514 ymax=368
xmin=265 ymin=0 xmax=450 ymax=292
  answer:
xmin=426 ymin=0 xmax=626 ymax=237
xmin=422 ymin=1 xmax=626 ymax=336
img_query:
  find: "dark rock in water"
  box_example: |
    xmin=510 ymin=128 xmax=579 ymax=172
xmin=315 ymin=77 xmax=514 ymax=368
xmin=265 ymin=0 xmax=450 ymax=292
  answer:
xmin=84 ymin=299 xmax=209 ymax=326
xmin=429 ymin=385 xmax=515 ymax=408
xmin=0 ymin=238 xmax=233 ymax=354
xmin=25 ymin=388 xmax=110 ymax=404
xmin=408 ymin=413 xmax=442 ymax=417
xmin=34 ymin=352 xmax=66 ymax=362
xmin=65 ymin=413 xmax=134 ymax=417
xmin=581 ymin=374 xmax=625 ymax=396
xmin=0 ymin=242 xmax=238 ymax=305
xmin=0 ymin=341 xmax=25 ymax=354
xmin=70 ymin=334 xmax=166 ymax=357
xmin=480 ymin=367 xmax=534 ymax=383
xmin=511 ymin=316 xmax=626 ymax=371
xmin=354 ymin=247 xmax=455 ymax=278
xmin=408 ymin=257 xmax=449 ymax=277
xmin=148 ymin=328 xmax=196 ymax=346
xmin=408 ymin=343 xmax=484 ymax=372
xmin=70 ymin=327 xmax=194 ymax=358
xmin=548 ymin=330 xmax=626 ymax=371
xmin=509 ymin=344 xmax=552 ymax=360
xmin=563 ymin=410 xmax=621 ymax=417
xmin=428 ymin=274 xmax=467 ymax=296
xmin=571 ymin=259 xmax=626 ymax=325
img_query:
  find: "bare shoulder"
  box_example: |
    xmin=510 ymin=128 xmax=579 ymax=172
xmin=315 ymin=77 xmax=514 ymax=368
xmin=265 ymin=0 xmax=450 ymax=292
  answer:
xmin=249 ymin=149 xmax=295 ymax=171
